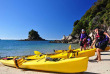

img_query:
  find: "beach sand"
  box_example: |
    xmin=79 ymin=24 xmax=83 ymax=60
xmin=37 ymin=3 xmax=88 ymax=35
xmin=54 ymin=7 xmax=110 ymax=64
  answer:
xmin=0 ymin=51 xmax=110 ymax=74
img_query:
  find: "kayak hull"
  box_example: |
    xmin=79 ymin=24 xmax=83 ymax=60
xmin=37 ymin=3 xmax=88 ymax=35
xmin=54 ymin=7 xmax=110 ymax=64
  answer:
xmin=0 ymin=57 xmax=88 ymax=73
xmin=105 ymin=46 xmax=110 ymax=51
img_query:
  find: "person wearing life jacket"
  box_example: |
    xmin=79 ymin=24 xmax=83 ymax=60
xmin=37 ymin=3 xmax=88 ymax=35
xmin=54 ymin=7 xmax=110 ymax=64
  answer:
xmin=79 ymin=29 xmax=88 ymax=51
xmin=90 ymin=27 xmax=110 ymax=61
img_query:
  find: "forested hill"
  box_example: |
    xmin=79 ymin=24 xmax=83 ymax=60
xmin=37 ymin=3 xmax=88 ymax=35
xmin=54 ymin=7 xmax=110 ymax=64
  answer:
xmin=71 ymin=0 xmax=110 ymax=36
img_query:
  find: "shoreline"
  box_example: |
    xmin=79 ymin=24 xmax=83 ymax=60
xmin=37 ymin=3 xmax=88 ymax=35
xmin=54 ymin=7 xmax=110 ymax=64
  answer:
xmin=0 ymin=51 xmax=110 ymax=74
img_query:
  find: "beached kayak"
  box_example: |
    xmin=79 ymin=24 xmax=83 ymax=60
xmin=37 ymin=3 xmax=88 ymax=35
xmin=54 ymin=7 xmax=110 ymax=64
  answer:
xmin=50 ymin=48 xmax=96 ymax=58
xmin=2 ymin=46 xmax=108 ymax=60
xmin=27 ymin=48 xmax=96 ymax=59
xmin=27 ymin=48 xmax=96 ymax=60
xmin=0 ymin=48 xmax=96 ymax=60
xmin=0 ymin=57 xmax=88 ymax=73
xmin=54 ymin=46 xmax=110 ymax=53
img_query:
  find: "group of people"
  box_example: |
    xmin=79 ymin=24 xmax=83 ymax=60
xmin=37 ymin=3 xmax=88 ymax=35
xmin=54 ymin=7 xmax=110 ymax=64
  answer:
xmin=79 ymin=27 xmax=110 ymax=61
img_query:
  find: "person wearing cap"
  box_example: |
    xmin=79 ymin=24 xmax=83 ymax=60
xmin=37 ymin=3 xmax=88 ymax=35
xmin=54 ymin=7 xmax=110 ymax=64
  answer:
xmin=90 ymin=27 xmax=110 ymax=61
xmin=79 ymin=29 xmax=88 ymax=51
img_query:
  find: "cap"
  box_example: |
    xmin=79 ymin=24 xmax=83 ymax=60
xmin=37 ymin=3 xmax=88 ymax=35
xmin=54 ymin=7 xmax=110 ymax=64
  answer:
xmin=82 ymin=29 xmax=85 ymax=32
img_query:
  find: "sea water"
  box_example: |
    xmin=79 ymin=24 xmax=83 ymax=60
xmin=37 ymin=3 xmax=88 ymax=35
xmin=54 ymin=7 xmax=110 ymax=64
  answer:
xmin=0 ymin=40 xmax=79 ymax=57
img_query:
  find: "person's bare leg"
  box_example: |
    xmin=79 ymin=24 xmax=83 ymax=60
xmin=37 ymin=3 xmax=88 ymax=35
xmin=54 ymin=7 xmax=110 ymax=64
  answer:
xmin=94 ymin=49 xmax=98 ymax=60
xmin=94 ymin=55 xmax=98 ymax=60
xmin=95 ymin=56 xmax=98 ymax=60
xmin=84 ymin=47 xmax=86 ymax=50
xmin=80 ymin=46 xmax=83 ymax=51
xmin=84 ymin=44 xmax=86 ymax=50
xmin=96 ymin=48 xmax=102 ymax=61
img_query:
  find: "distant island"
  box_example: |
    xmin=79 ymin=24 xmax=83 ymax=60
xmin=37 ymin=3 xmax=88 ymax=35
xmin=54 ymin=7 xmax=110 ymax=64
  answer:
xmin=20 ymin=29 xmax=45 ymax=41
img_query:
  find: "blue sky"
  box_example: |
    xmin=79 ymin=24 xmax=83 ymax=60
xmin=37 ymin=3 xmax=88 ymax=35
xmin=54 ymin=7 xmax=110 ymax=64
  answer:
xmin=0 ymin=0 xmax=97 ymax=40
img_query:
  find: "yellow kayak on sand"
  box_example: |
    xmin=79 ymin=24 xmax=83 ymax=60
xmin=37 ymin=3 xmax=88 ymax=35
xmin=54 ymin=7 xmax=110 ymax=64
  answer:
xmin=2 ymin=46 xmax=109 ymax=60
xmin=1 ymin=45 xmax=96 ymax=60
xmin=0 ymin=57 xmax=88 ymax=73
xmin=0 ymin=47 xmax=96 ymax=60
xmin=27 ymin=48 xmax=96 ymax=60
xmin=50 ymin=48 xmax=96 ymax=59
xmin=54 ymin=46 xmax=110 ymax=53
xmin=26 ymin=48 xmax=96 ymax=60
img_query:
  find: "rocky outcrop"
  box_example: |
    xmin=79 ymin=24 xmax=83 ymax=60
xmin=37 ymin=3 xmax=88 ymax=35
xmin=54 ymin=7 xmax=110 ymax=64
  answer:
xmin=50 ymin=26 xmax=110 ymax=44
xmin=20 ymin=29 xmax=45 ymax=41
xmin=62 ymin=35 xmax=73 ymax=41
xmin=50 ymin=35 xmax=79 ymax=44
xmin=62 ymin=35 xmax=66 ymax=40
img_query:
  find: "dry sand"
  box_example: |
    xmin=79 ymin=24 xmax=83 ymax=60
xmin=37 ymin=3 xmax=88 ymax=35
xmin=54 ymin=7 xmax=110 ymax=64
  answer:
xmin=0 ymin=51 xmax=110 ymax=74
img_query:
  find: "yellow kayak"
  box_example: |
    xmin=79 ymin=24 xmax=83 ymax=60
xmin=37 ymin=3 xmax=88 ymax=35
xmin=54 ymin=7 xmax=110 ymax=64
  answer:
xmin=27 ymin=48 xmax=96 ymax=59
xmin=0 ymin=48 xmax=96 ymax=60
xmin=50 ymin=48 xmax=96 ymax=58
xmin=3 ymin=46 xmax=109 ymax=60
xmin=0 ymin=57 xmax=88 ymax=73
xmin=54 ymin=46 xmax=110 ymax=53
xmin=105 ymin=46 xmax=110 ymax=51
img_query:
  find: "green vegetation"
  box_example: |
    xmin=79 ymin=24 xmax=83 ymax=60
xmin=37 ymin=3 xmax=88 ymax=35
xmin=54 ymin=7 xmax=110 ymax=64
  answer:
xmin=71 ymin=0 xmax=110 ymax=36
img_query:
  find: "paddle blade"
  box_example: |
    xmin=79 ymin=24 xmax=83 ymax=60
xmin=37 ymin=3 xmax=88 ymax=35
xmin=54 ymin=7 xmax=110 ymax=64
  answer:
xmin=14 ymin=58 xmax=26 ymax=68
xmin=34 ymin=51 xmax=41 ymax=55
xmin=68 ymin=45 xmax=71 ymax=50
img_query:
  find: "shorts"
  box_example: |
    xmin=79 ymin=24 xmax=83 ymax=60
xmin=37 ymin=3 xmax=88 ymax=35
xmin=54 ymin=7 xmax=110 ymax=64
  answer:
xmin=80 ymin=41 xmax=83 ymax=46
xmin=95 ymin=41 xmax=108 ymax=50
xmin=80 ymin=41 xmax=87 ymax=47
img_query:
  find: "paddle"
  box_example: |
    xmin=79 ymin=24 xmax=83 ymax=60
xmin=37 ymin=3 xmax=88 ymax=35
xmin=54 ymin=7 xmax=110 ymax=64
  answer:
xmin=34 ymin=45 xmax=79 ymax=59
xmin=67 ymin=45 xmax=79 ymax=58
xmin=34 ymin=51 xmax=42 ymax=55
xmin=53 ymin=45 xmax=73 ymax=53
xmin=68 ymin=45 xmax=71 ymax=50
xmin=14 ymin=57 xmax=26 ymax=68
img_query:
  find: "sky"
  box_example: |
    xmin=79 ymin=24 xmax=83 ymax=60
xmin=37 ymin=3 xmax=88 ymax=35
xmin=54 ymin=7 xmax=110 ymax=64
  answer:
xmin=0 ymin=0 xmax=97 ymax=40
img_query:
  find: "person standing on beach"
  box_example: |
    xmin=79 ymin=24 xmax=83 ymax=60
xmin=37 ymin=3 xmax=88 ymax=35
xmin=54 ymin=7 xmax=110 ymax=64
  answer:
xmin=90 ymin=27 xmax=110 ymax=61
xmin=79 ymin=29 xmax=88 ymax=51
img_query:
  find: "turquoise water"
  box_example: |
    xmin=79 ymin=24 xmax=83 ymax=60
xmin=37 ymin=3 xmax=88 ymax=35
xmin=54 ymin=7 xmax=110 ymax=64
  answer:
xmin=0 ymin=40 xmax=79 ymax=57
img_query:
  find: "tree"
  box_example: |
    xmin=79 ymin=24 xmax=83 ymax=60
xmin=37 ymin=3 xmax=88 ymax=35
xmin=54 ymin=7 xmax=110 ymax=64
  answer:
xmin=71 ymin=0 xmax=110 ymax=36
xmin=73 ymin=20 xmax=79 ymax=27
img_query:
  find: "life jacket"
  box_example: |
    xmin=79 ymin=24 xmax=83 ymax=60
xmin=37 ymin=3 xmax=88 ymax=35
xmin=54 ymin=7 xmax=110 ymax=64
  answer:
xmin=95 ymin=31 xmax=105 ymax=42
xmin=104 ymin=35 xmax=109 ymax=42
xmin=82 ymin=38 xmax=87 ymax=44
xmin=95 ymin=31 xmax=109 ymax=48
xmin=80 ymin=33 xmax=87 ymax=40
xmin=95 ymin=33 xmax=100 ymax=40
